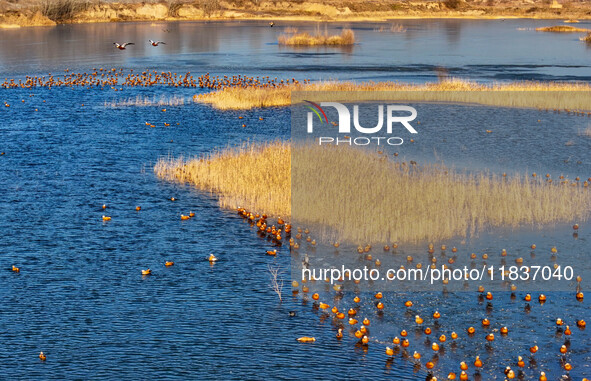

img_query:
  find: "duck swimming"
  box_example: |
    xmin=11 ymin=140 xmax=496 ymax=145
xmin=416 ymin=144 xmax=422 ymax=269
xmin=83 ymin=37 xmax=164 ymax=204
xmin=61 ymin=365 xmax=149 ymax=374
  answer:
xmin=474 ymin=356 xmax=483 ymax=368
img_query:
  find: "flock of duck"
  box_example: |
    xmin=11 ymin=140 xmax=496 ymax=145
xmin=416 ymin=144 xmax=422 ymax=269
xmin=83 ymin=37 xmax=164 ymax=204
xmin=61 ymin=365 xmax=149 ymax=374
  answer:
xmin=0 ymin=69 xmax=307 ymax=90
xmin=3 ymin=98 xmax=590 ymax=375
xmin=7 ymin=195 xmax=588 ymax=376
xmin=113 ymin=40 xmax=166 ymax=50
xmin=2 ymin=66 xmax=589 ymax=378
xmin=101 ymin=203 xmax=212 ymax=276
xmin=196 ymin=73 xmax=308 ymax=90
xmin=233 ymin=206 xmax=588 ymax=380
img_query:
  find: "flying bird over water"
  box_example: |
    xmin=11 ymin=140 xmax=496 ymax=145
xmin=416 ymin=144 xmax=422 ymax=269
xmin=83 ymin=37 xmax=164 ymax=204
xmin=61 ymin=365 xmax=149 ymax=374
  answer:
xmin=269 ymin=22 xmax=274 ymax=27
xmin=149 ymin=40 xmax=166 ymax=46
xmin=113 ymin=42 xmax=134 ymax=50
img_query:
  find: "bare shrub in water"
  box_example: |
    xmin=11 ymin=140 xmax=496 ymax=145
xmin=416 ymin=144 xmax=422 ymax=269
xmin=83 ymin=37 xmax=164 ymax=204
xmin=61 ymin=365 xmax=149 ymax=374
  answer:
xmin=579 ymin=126 xmax=591 ymax=137
xmin=268 ymin=265 xmax=283 ymax=302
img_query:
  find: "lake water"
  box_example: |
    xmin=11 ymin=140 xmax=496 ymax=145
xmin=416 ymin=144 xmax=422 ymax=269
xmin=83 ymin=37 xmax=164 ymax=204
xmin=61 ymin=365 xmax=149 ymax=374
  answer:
xmin=1 ymin=19 xmax=591 ymax=81
xmin=0 ymin=20 xmax=590 ymax=380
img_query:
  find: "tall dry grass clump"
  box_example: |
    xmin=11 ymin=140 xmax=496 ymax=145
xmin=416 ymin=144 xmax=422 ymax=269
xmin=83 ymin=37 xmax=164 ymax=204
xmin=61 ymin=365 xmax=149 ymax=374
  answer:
xmin=196 ymin=85 xmax=295 ymax=109
xmin=278 ymin=28 xmax=355 ymax=46
xmin=155 ymin=142 xmax=591 ymax=244
xmin=154 ymin=142 xmax=290 ymax=217
xmin=196 ymin=78 xmax=591 ymax=110
xmin=536 ymin=25 xmax=590 ymax=32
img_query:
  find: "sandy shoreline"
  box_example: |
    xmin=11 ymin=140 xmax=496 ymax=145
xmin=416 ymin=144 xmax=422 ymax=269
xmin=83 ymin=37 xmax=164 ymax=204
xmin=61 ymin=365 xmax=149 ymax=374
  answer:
xmin=2 ymin=0 xmax=591 ymax=29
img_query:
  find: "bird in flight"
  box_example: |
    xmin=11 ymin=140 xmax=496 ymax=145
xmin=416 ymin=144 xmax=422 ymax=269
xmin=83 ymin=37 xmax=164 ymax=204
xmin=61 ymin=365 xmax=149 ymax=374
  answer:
xmin=113 ymin=42 xmax=134 ymax=50
xmin=269 ymin=22 xmax=274 ymax=27
xmin=149 ymin=40 xmax=166 ymax=46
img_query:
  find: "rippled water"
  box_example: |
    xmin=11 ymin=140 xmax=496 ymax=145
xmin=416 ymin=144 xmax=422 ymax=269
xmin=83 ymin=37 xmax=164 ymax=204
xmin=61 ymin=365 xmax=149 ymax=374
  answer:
xmin=1 ymin=20 xmax=590 ymax=380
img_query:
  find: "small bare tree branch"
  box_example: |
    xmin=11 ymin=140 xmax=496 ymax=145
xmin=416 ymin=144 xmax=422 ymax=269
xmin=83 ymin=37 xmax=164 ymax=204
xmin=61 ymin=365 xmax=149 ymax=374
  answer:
xmin=268 ymin=264 xmax=283 ymax=303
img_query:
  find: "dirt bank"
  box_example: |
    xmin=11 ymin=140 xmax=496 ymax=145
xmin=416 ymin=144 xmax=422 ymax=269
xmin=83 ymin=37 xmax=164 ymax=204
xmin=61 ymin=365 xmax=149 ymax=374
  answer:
xmin=1 ymin=0 xmax=591 ymax=28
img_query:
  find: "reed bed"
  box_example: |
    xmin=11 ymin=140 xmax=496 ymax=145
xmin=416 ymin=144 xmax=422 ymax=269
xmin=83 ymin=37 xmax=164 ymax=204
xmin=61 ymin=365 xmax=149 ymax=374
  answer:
xmin=536 ymin=25 xmax=590 ymax=32
xmin=196 ymin=78 xmax=591 ymax=111
xmin=155 ymin=142 xmax=591 ymax=244
xmin=278 ymin=29 xmax=355 ymax=46
xmin=105 ymin=95 xmax=185 ymax=107
xmin=155 ymin=142 xmax=291 ymax=217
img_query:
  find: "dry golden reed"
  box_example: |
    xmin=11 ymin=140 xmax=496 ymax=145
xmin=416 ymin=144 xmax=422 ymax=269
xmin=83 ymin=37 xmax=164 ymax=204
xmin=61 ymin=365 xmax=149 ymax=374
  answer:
xmin=155 ymin=142 xmax=291 ymax=217
xmin=155 ymin=142 xmax=591 ymax=244
xmin=196 ymin=78 xmax=591 ymax=111
xmin=278 ymin=28 xmax=355 ymax=46
xmin=536 ymin=25 xmax=590 ymax=32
